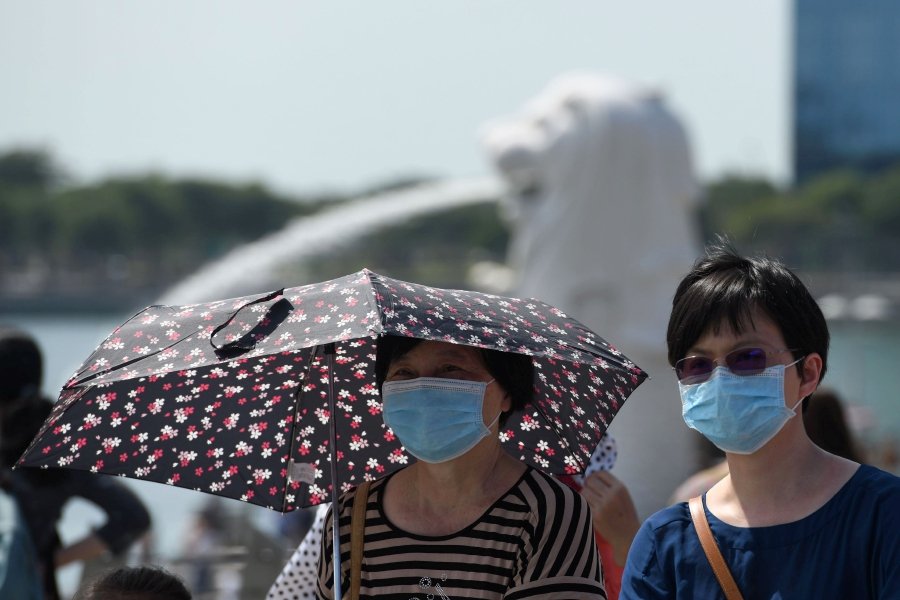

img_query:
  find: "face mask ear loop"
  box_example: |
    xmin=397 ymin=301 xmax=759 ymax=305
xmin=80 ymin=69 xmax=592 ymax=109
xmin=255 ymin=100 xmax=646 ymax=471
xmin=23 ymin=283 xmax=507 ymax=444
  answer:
xmin=485 ymin=410 xmax=503 ymax=431
xmin=787 ymin=355 xmax=809 ymax=412
xmin=482 ymin=379 xmax=503 ymax=431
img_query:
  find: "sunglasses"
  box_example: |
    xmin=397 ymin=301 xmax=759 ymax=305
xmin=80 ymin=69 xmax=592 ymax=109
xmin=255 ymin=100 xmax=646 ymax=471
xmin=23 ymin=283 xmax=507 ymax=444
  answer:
xmin=674 ymin=347 xmax=800 ymax=384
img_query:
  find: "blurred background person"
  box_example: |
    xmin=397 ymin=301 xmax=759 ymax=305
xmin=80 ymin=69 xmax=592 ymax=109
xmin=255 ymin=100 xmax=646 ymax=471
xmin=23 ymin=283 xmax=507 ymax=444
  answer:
xmin=266 ymin=503 xmax=328 ymax=599
xmin=179 ymin=500 xmax=226 ymax=600
xmin=559 ymin=434 xmax=641 ymax=600
xmin=803 ymin=387 xmax=864 ymax=463
xmin=0 ymin=326 xmax=46 ymax=598
xmin=0 ymin=327 xmax=152 ymax=600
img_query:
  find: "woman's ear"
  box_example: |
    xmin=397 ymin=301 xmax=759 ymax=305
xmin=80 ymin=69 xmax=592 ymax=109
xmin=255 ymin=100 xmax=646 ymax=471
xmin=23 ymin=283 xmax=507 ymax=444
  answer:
xmin=798 ymin=352 xmax=823 ymax=399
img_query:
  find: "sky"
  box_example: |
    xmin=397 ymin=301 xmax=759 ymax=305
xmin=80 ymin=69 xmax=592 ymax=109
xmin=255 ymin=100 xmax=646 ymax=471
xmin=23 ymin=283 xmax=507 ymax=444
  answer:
xmin=0 ymin=1 xmax=790 ymax=197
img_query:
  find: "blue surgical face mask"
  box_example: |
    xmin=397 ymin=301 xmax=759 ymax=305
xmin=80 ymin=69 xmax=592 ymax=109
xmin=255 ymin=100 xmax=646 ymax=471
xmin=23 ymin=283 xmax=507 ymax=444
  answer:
xmin=679 ymin=361 xmax=803 ymax=455
xmin=382 ymin=377 xmax=500 ymax=463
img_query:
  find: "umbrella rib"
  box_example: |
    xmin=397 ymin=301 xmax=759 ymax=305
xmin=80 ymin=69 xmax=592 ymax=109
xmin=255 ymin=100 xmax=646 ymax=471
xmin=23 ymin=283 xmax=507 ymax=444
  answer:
xmin=71 ymin=330 xmax=201 ymax=387
xmin=281 ymin=345 xmax=318 ymax=513
xmin=68 ymin=305 xmax=157 ymax=383
xmin=16 ymin=387 xmax=90 ymax=468
xmin=362 ymin=270 xmax=387 ymax=335
xmin=324 ymin=342 xmax=344 ymax=600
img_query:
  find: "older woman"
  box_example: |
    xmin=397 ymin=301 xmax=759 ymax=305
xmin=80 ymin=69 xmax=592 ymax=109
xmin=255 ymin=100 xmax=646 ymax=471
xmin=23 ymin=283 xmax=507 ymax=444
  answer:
xmin=311 ymin=335 xmax=606 ymax=599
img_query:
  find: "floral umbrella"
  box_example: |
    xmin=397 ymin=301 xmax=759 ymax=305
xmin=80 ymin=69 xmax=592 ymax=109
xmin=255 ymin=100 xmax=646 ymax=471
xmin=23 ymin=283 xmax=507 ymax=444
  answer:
xmin=18 ymin=269 xmax=647 ymax=513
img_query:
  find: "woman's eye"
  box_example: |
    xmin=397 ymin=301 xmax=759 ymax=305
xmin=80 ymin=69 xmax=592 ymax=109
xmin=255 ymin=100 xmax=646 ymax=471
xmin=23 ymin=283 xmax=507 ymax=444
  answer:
xmin=387 ymin=368 xmax=414 ymax=380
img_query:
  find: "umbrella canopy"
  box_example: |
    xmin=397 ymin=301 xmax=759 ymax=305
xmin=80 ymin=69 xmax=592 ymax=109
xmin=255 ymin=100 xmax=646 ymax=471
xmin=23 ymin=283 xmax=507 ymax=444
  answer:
xmin=18 ymin=269 xmax=647 ymax=512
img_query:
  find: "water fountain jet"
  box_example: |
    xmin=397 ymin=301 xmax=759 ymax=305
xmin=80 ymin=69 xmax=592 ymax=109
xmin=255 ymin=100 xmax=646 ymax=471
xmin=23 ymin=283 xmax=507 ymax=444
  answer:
xmin=159 ymin=177 xmax=502 ymax=305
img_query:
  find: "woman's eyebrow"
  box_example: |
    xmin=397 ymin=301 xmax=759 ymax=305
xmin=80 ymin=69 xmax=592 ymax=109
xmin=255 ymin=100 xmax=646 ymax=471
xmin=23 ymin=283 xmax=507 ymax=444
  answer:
xmin=388 ymin=356 xmax=414 ymax=367
xmin=687 ymin=337 xmax=771 ymax=357
xmin=431 ymin=347 xmax=480 ymax=363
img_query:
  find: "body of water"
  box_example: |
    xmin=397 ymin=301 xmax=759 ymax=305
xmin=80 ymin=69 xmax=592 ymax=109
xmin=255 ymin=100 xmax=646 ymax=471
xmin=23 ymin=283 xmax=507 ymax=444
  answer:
xmin=2 ymin=311 xmax=899 ymax=596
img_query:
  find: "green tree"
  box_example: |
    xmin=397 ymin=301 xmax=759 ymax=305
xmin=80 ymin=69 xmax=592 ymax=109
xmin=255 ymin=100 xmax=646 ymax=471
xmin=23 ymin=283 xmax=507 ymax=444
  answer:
xmin=0 ymin=149 xmax=62 ymax=189
xmin=700 ymin=176 xmax=779 ymax=241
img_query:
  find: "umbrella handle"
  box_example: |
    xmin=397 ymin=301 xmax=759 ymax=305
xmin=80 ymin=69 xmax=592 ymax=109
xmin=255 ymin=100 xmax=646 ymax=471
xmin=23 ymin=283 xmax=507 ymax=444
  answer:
xmin=210 ymin=289 xmax=289 ymax=358
xmin=324 ymin=342 xmax=345 ymax=600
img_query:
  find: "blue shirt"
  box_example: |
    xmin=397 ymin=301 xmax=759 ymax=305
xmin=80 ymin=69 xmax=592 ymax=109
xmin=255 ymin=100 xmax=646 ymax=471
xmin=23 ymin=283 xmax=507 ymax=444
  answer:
xmin=0 ymin=489 xmax=43 ymax=600
xmin=621 ymin=465 xmax=900 ymax=599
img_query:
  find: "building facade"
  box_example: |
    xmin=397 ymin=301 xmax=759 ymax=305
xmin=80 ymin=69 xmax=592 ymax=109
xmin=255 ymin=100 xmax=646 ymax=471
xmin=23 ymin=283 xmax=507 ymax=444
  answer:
xmin=794 ymin=0 xmax=900 ymax=182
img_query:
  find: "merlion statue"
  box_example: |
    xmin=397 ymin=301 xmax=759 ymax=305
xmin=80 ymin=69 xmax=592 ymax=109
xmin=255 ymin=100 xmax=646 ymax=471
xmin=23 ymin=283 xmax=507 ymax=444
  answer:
xmin=480 ymin=71 xmax=701 ymax=516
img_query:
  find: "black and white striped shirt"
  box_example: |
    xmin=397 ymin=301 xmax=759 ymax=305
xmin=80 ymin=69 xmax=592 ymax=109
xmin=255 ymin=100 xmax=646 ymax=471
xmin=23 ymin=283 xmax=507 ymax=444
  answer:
xmin=317 ymin=466 xmax=606 ymax=599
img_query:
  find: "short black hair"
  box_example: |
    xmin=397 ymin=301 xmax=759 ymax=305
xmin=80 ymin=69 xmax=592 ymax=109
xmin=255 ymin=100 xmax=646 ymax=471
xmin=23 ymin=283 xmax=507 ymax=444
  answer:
xmin=375 ymin=335 xmax=534 ymax=426
xmin=75 ymin=565 xmax=192 ymax=600
xmin=0 ymin=327 xmax=43 ymax=405
xmin=0 ymin=395 xmax=54 ymax=470
xmin=667 ymin=240 xmax=829 ymax=384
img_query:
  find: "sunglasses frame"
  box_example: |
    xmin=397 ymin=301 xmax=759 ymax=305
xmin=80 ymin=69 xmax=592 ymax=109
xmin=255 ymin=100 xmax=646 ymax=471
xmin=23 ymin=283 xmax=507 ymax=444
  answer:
xmin=674 ymin=347 xmax=800 ymax=384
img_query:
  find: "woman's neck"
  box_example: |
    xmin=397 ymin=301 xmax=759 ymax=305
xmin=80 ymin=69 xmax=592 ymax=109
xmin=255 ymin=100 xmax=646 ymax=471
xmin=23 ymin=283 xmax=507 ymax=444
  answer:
xmin=410 ymin=443 xmax=520 ymax=504
xmin=385 ymin=443 xmax=525 ymax=535
xmin=707 ymin=426 xmax=858 ymax=527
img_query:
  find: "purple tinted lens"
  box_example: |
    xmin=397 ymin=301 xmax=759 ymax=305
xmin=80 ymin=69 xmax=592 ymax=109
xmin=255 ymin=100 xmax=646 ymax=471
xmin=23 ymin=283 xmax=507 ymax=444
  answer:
xmin=676 ymin=356 xmax=714 ymax=381
xmin=725 ymin=347 xmax=768 ymax=374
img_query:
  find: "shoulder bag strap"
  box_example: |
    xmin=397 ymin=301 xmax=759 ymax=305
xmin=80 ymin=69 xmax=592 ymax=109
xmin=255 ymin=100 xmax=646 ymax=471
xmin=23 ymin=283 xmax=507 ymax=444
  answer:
xmin=350 ymin=481 xmax=371 ymax=600
xmin=689 ymin=496 xmax=744 ymax=600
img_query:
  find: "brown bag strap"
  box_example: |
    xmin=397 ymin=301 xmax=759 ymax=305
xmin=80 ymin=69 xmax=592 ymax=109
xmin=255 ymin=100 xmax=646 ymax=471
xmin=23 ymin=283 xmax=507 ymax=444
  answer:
xmin=349 ymin=481 xmax=371 ymax=600
xmin=689 ymin=496 xmax=744 ymax=600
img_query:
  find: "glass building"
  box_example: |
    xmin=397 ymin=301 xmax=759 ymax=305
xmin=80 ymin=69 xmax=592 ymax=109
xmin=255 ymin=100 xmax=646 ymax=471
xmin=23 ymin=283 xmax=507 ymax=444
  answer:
xmin=794 ymin=0 xmax=900 ymax=182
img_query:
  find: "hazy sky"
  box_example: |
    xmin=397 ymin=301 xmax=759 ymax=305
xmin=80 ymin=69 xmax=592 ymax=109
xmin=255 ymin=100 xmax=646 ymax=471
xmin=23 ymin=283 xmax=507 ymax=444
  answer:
xmin=0 ymin=1 xmax=790 ymax=196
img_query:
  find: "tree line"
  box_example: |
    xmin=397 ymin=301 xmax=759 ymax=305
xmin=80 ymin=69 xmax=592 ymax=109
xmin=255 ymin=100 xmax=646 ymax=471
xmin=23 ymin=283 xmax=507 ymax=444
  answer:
xmin=702 ymin=168 xmax=900 ymax=272
xmin=1 ymin=148 xmax=899 ymax=311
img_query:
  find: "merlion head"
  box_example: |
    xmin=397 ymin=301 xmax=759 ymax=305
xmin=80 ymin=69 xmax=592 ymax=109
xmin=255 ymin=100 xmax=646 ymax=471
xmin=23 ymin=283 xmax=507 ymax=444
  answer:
xmin=482 ymin=70 xmax=697 ymax=225
xmin=482 ymin=73 xmax=643 ymax=205
xmin=479 ymin=71 xmax=700 ymax=350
